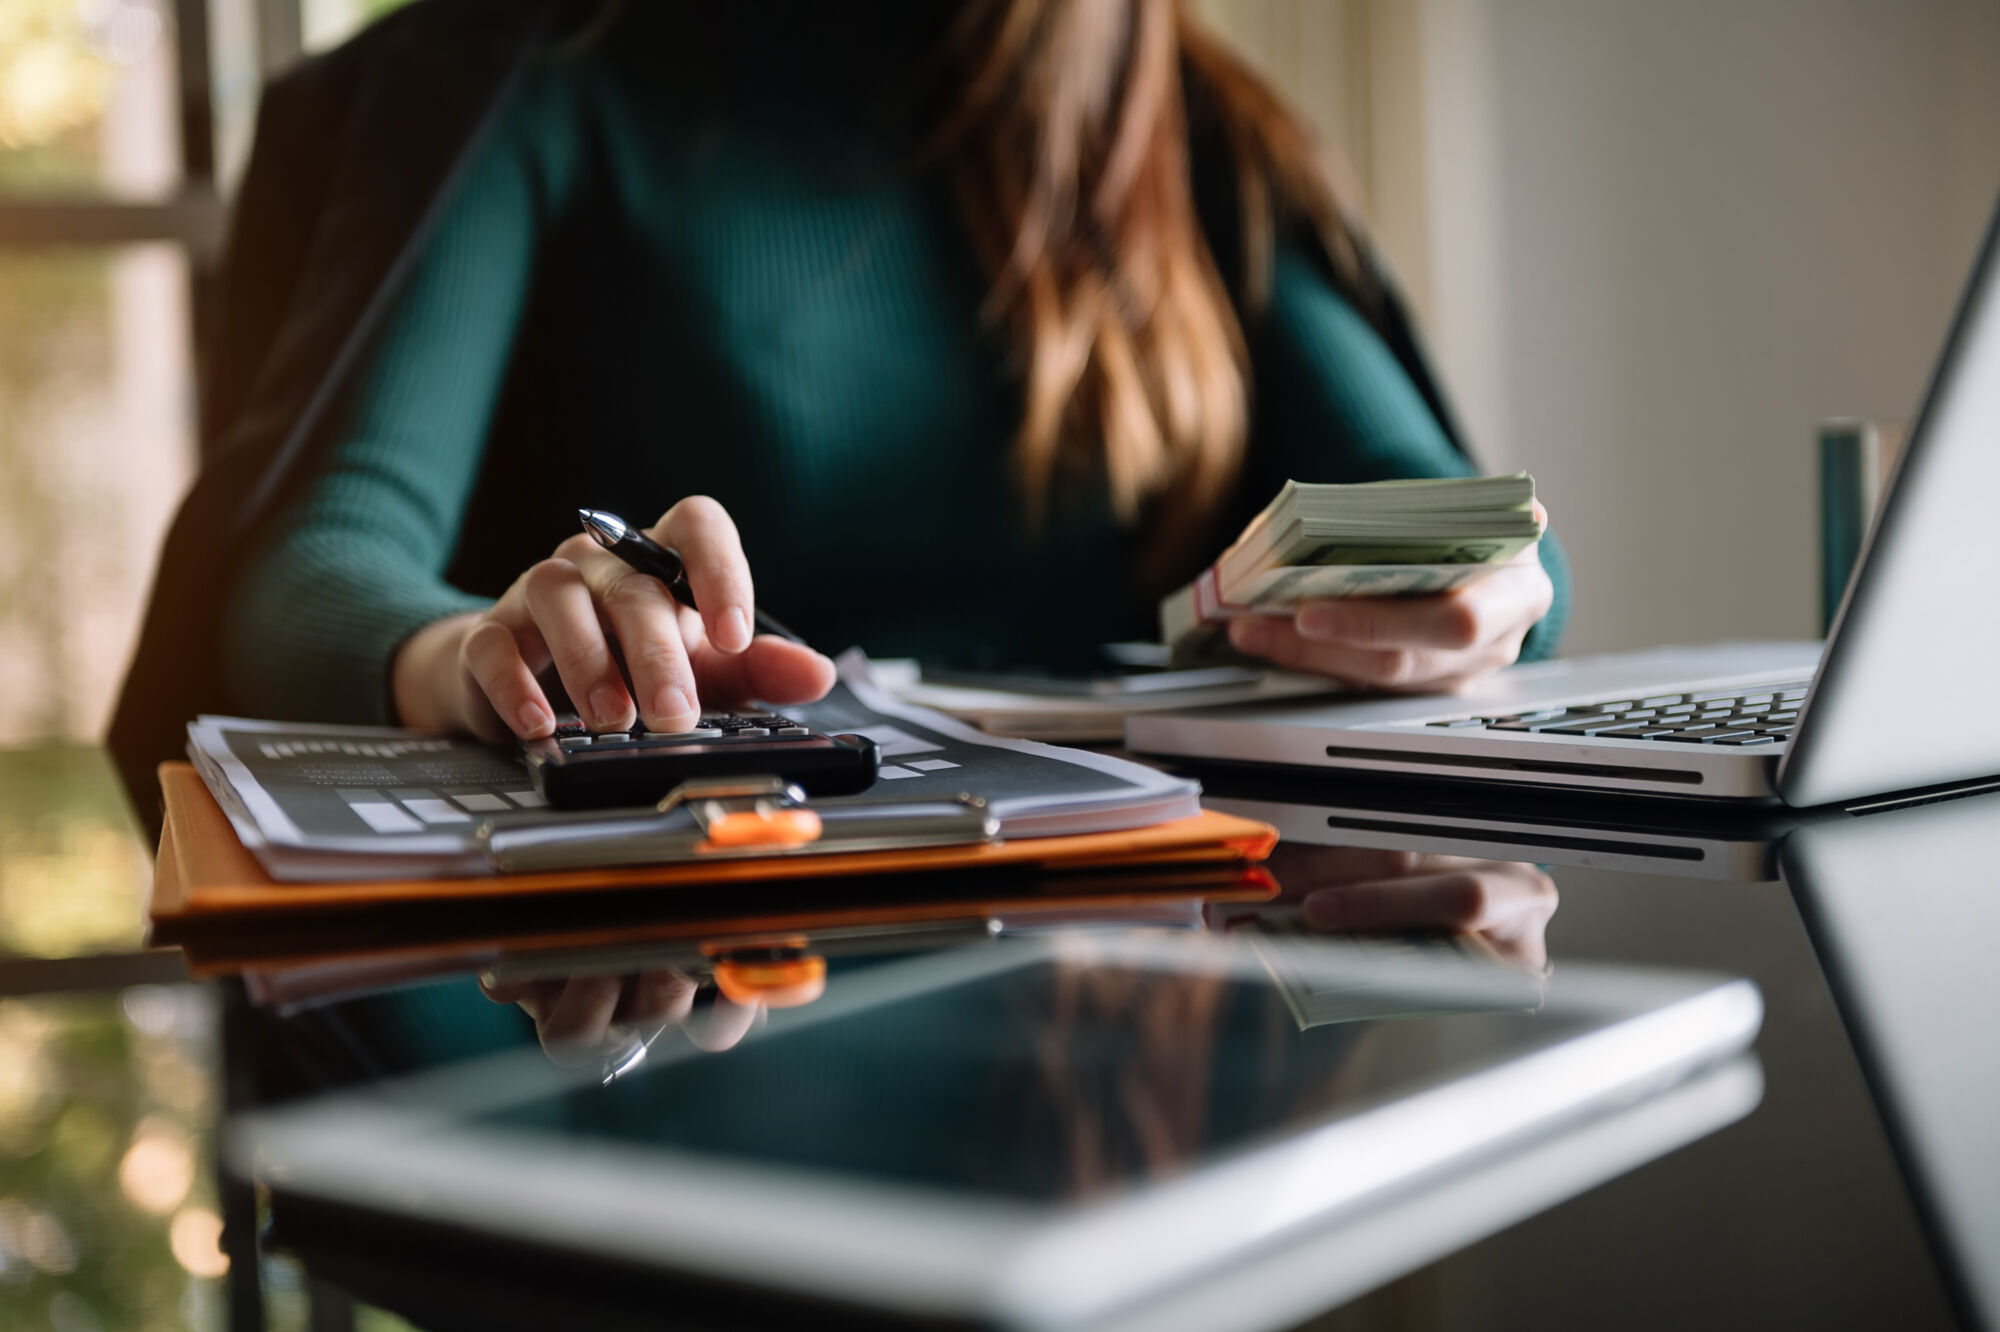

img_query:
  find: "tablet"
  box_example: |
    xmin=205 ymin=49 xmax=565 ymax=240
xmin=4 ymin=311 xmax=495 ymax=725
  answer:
xmin=240 ymin=931 xmax=1760 ymax=1328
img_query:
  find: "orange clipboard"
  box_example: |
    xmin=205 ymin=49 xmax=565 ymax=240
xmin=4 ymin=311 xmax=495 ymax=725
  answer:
xmin=150 ymin=762 xmax=1277 ymax=929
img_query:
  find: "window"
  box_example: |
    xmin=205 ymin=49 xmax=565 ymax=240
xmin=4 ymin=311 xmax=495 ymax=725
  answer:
xmin=0 ymin=0 xmax=406 ymax=749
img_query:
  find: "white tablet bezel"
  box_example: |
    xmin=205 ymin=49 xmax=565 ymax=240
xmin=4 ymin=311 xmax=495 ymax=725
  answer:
xmin=239 ymin=933 xmax=1762 ymax=1327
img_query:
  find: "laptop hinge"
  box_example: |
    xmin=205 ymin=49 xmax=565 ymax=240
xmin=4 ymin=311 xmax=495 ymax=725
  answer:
xmin=1841 ymin=775 xmax=2000 ymax=815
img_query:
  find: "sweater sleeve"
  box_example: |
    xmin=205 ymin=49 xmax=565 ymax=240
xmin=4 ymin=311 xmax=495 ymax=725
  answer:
xmin=222 ymin=91 xmax=559 ymax=724
xmin=1245 ymin=245 xmax=1570 ymax=660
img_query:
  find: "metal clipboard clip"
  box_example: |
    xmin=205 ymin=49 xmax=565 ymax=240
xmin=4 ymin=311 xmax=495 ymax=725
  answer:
xmin=477 ymin=775 xmax=998 ymax=874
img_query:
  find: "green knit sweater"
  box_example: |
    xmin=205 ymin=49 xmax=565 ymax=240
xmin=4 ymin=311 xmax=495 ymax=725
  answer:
xmin=223 ymin=5 xmax=1567 ymax=724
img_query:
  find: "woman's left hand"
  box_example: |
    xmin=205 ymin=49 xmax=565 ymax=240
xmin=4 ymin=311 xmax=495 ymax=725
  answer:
xmin=1225 ymin=557 xmax=1554 ymax=693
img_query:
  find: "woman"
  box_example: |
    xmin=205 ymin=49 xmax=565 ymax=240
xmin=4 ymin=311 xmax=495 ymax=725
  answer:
xmin=220 ymin=0 xmax=1564 ymax=739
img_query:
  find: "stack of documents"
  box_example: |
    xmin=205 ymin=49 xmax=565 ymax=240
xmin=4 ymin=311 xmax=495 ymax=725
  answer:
xmin=1162 ymin=474 xmax=1545 ymax=661
xmin=185 ymin=672 xmax=1204 ymax=883
xmin=870 ymin=659 xmax=1335 ymax=742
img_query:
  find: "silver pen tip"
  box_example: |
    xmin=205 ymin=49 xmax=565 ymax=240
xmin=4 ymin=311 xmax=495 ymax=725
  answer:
xmin=577 ymin=508 xmax=627 ymax=547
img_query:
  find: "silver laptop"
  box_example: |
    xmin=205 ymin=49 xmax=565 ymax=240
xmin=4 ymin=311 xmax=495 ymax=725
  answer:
xmin=1130 ymin=193 xmax=2000 ymax=808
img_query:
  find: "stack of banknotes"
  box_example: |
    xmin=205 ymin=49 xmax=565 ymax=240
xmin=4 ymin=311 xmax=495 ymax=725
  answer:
xmin=1162 ymin=474 xmax=1545 ymax=661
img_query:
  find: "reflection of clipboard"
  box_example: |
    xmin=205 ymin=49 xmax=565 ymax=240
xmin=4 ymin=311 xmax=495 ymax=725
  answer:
xmin=149 ymin=762 xmax=1277 ymax=938
xmin=206 ymin=863 xmax=1280 ymax=994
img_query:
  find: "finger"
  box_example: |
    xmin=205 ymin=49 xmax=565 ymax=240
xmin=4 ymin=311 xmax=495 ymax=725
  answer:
xmin=573 ymin=547 xmax=701 ymax=731
xmin=485 ymin=580 xmax=554 ymax=671
xmin=1291 ymin=565 xmax=1554 ymax=652
xmin=1302 ymin=867 xmax=1555 ymax=934
xmin=655 ymin=496 xmax=755 ymax=654
xmin=537 ymin=975 xmax=627 ymax=1059
xmin=521 ymin=557 xmax=633 ymax=731
xmin=690 ymin=635 xmax=837 ymax=709
xmin=461 ymin=618 xmax=554 ymax=740
xmin=477 ymin=971 xmax=536 ymax=1005
xmin=621 ymin=971 xmax=699 ymax=1026
xmin=1268 ymin=845 xmax=1482 ymax=890
xmin=1229 ymin=615 xmax=1475 ymax=689
xmin=496 ymin=979 xmax=568 ymax=1026
xmin=680 ymin=995 xmax=761 ymax=1052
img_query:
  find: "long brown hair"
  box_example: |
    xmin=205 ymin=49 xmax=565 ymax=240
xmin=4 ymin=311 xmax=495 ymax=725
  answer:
xmin=933 ymin=0 xmax=1376 ymax=549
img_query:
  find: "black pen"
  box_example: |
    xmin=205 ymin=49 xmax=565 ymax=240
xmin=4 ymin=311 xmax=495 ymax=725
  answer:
xmin=577 ymin=508 xmax=806 ymax=644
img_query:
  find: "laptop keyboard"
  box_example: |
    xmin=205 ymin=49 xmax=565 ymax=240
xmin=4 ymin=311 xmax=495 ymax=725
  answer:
xmin=1425 ymin=681 xmax=1812 ymax=747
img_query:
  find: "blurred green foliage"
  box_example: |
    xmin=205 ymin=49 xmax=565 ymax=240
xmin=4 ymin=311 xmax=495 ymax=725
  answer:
xmin=0 ymin=988 xmax=220 ymax=1331
xmin=0 ymin=746 xmax=152 ymax=959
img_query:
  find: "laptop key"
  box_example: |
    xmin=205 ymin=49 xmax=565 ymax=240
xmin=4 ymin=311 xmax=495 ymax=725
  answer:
xmin=1640 ymin=695 xmax=1684 ymax=707
xmin=1656 ymin=727 xmax=1758 ymax=743
xmin=1714 ymin=735 xmax=1779 ymax=745
xmin=1426 ymin=719 xmax=1488 ymax=728
xmin=1543 ymin=719 xmax=1648 ymax=735
xmin=1596 ymin=724 xmax=1676 ymax=738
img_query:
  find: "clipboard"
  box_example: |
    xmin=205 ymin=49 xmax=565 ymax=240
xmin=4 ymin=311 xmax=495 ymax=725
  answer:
xmin=476 ymin=775 xmax=999 ymax=872
xmin=148 ymin=762 xmax=1278 ymax=935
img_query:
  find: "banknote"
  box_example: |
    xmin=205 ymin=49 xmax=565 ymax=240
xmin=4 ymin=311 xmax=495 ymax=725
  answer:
xmin=1162 ymin=474 xmax=1545 ymax=662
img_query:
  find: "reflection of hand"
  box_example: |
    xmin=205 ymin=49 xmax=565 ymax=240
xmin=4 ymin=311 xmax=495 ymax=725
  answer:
xmin=1276 ymin=846 xmax=1558 ymax=971
xmin=477 ymin=970 xmax=761 ymax=1065
xmin=393 ymin=497 xmax=836 ymax=742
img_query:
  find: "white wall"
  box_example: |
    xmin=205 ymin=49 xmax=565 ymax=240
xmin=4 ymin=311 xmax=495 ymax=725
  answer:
xmin=1474 ymin=0 xmax=2000 ymax=652
xmin=1210 ymin=0 xmax=2000 ymax=655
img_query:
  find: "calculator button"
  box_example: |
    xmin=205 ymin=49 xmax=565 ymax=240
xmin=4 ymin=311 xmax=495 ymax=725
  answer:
xmin=732 ymin=727 xmax=771 ymax=737
xmin=557 ymin=736 xmax=593 ymax=749
xmin=644 ymin=726 xmax=722 ymax=739
xmin=775 ymin=726 xmax=811 ymax=736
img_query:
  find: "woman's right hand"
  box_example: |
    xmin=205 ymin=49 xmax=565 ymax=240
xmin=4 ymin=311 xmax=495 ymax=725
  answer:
xmin=391 ymin=496 xmax=836 ymax=741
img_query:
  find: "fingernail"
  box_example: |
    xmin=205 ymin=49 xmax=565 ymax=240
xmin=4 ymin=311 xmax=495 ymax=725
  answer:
xmin=721 ymin=608 xmax=752 ymax=653
xmin=657 ymin=685 xmax=696 ymax=727
xmin=588 ymin=685 xmax=626 ymax=729
xmin=1229 ymin=618 xmax=1274 ymax=652
xmin=1296 ymin=604 xmax=1347 ymax=642
xmin=516 ymin=701 xmax=551 ymax=736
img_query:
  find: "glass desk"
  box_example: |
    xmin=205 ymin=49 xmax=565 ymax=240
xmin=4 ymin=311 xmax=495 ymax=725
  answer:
xmin=7 ymin=744 xmax=1988 ymax=1332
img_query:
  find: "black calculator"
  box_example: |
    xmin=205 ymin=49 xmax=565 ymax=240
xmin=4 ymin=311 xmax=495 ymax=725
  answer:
xmin=522 ymin=709 xmax=880 ymax=809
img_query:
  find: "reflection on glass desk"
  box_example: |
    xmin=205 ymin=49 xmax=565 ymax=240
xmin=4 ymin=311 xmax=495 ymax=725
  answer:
xmin=21 ymin=726 xmax=1994 ymax=1332
xmin=240 ymin=929 xmax=1759 ymax=1331
xmin=0 ymin=745 xmax=160 ymax=959
xmin=1198 ymin=767 xmax=1840 ymax=883
xmin=1782 ymin=793 xmax=2000 ymax=1332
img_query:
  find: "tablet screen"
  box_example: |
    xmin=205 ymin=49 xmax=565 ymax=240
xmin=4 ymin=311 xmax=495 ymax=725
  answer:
xmin=469 ymin=940 xmax=1580 ymax=1204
